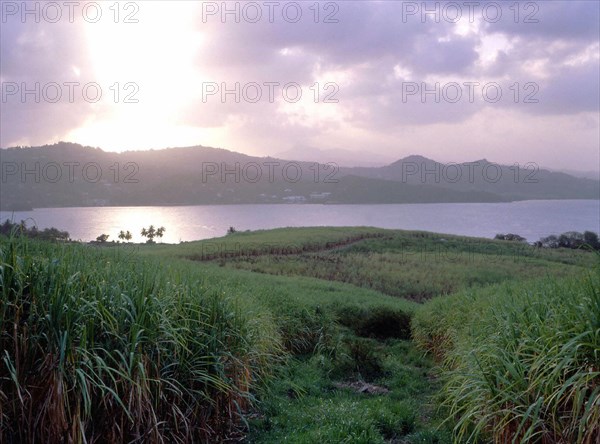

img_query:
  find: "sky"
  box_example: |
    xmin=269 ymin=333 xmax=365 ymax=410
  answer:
xmin=1 ymin=0 xmax=599 ymax=171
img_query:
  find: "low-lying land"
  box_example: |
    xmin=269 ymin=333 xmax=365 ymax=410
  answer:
xmin=1 ymin=226 xmax=598 ymax=443
xmin=152 ymin=227 xmax=594 ymax=301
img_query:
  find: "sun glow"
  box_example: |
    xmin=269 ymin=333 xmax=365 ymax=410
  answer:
xmin=70 ymin=2 xmax=208 ymax=151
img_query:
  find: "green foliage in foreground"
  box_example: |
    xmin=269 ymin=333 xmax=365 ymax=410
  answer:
xmin=142 ymin=226 xmax=597 ymax=442
xmin=247 ymin=340 xmax=452 ymax=444
xmin=0 ymin=236 xmax=279 ymax=442
xmin=163 ymin=260 xmax=449 ymax=442
xmin=3 ymin=225 xmax=597 ymax=443
xmin=413 ymin=265 xmax=600 ymax=443
xmin=0 ymin=233 xmax=443 ymax=443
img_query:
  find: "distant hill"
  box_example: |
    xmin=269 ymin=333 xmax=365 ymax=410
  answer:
xmin=343 ymin=155 xmax=600 ymax=201
xmin=276 ymin=146 xmax=394 ymax=167
xmin=552 ymin=168 xmax=600 ymax=180
xmin=0 ymin=142 xmax=597 ymax=210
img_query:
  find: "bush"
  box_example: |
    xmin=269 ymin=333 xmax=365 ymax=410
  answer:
xmin=96 ymin=233 xmax=109 ymax=243
xmin=558 ymin=231 xmax=585 ymax=249
xmin=494 ymin=233 xmax=526 ymax=242
xmin=277 ymin=306 xmax=334 ymax=355
xmin=584 ymin=231 xmax=600 ymax=250
xmin=0 ymin=219 xmax=69 ymax=242
xmin=332 ymin=337 xmax=385 ymax=381
xmin=536 ymin=234 xmax=559 ymax=248
xmin=337 ymin=306 xmax=412 ymax=340
xmin=537 ymin=231 xmax=600 ymax=251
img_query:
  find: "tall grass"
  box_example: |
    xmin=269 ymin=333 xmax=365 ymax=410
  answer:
xmin=174 ymin=228 xmax=592 ymax=301
xmin=413 ymin=263 xmax=600 ymax=443
xmin=220 ymin=247 xmax=588 ymax=301
xmin=141 ymin=227 xmax=390 ymax=260
xmin=0 ymin=236 xmax=279 ymax=443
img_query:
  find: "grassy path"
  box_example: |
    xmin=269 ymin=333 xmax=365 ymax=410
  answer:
xmin=2 ymin=227 xmax=595 ymax=443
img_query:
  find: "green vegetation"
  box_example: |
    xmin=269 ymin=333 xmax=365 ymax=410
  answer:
xmin=0 ymin=218 xmax=69 ymax=242
xmin=167 ymin=227 xmax=594 ymax=301
xmin=494 ymin=233 xmax=526 ymax=242
xmin=2 ymin=143 xmax=598 ymax=210
xmin=246 ymin=341 xmax=448 ymax=444
xmin=95 ymin=233 xmax=110 ymax=242
xmin=117 ymin=230 xmax=133 ymax=241
xmin=1 ymin=225 xmax=598 ymax=443
xmin=147 ymin=226 xmax=390 ymax=259
xmin=141 ymin=225 xmax=166 ymax=243
xmin=536 ymin=230 xmax=600 ymax=250
xmin=0 ymin=236 xmax=278 ymax=442
xmin=413 ymin=269 xmax=600 ymax=442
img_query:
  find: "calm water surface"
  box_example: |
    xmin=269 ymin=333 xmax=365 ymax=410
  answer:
xmin=1 ymin=200 xmax=598 ymax=244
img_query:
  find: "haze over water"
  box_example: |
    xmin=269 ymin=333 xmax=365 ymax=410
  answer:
xmin=2 ymin=200 xmax=598 ymax=244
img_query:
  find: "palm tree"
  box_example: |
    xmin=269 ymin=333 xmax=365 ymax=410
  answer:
xmin=125 ymin=231 xmax=132 ymax=242
xmin=118 ymin=230 xmax=126 ymax=241
xmin=147 ymin=225 xmax=156 ymax=242
xmin=156 ymin=226 xmax=166 ymax=242
xmin=141 ymin=225 xmax=157 ymax=243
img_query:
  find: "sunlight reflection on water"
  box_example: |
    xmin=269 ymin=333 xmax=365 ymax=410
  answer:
xmin=1 ymin=200 xmax=598 ymax=243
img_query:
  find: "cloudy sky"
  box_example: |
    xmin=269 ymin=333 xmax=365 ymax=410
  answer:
xmin=1 ymin=1 xmax=598 ymax=170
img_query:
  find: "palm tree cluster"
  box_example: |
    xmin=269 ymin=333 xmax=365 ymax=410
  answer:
xmin=117 ymin=230 xmax=133 ymax=242
xmin=141 ymin=225 xmax=166 ymax=243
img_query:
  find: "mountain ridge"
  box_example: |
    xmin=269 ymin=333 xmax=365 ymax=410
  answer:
xmin=1 ymin=142 xmax=597 ymax=210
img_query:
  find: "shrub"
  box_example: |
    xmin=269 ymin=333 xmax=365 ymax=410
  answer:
xmin=558 ymin=231 xmax=585 ymax=249
xmin=277 ymin=306 xmax=334 ymax=355
xmin=337 ymin=306 xmax=412 ymax=340
xmin=0 ymin=219 xmax=70 ymax=241
xmin=584 ymin=231 xmax=600 ymax=250
xmin=95 ymin=233 xmax=109 ymax=242
xmin=494 ymin=233 xmax=526 ymax=242
xmin=332 ymin=337 xmax=385 ymax=382
xmin=537 ymin=231 xmax=600 ymax=251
